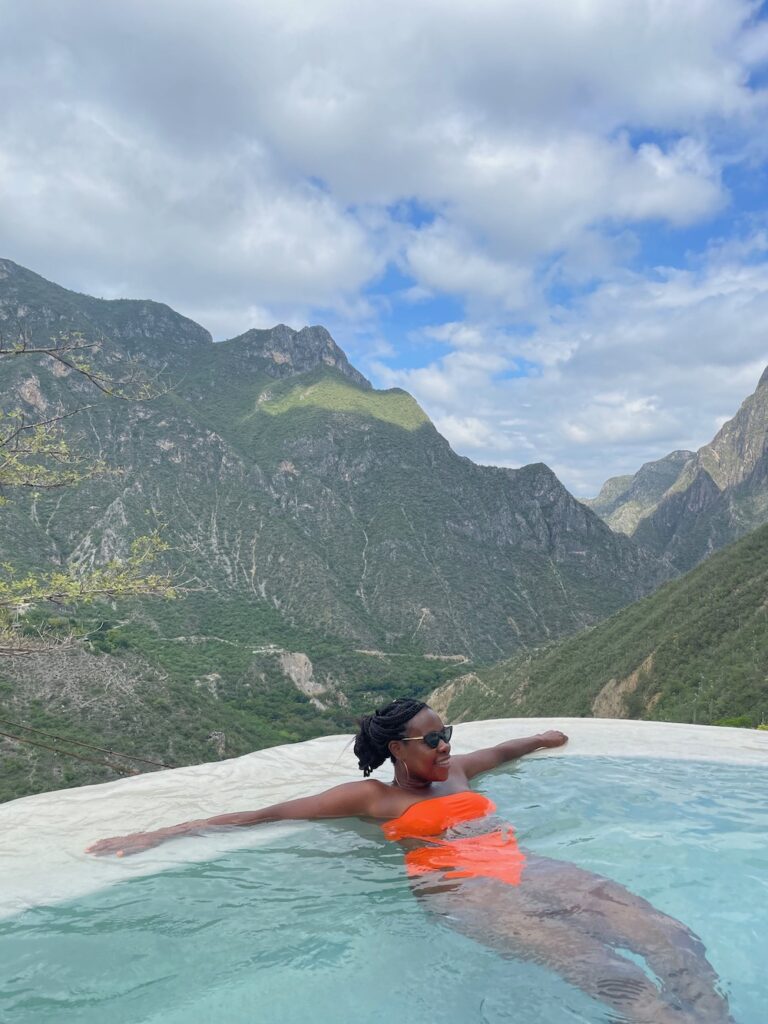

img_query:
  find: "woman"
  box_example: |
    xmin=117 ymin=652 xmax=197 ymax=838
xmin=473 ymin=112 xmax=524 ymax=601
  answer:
xmin=88 ymin=699 xmax=733 ymax=1023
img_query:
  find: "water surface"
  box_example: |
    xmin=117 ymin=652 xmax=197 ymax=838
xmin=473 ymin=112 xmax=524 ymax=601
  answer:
xmin=1 ymin=757 xmax=765 ymax=1023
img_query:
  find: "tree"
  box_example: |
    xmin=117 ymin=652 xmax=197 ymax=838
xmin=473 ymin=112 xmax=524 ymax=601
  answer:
xmin=0 ymin=328 xmax=175 ymax=655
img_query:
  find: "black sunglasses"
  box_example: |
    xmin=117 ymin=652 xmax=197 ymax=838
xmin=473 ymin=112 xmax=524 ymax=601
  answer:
xmin=400 ymin=725 xmax=453 ymax=749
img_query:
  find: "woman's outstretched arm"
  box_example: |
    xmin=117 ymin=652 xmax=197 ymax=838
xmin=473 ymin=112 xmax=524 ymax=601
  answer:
xmin=86 ymin=780 xmax=381 ymax=857
xmin=453 ymin=730 xmax=568 ymax=780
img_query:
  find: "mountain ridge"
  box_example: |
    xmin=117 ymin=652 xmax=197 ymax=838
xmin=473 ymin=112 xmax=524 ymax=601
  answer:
xmin=221 ymin=323 xmax=371 ymax=389
xmin=588 ymin=366 xmax=768 ymax=571
xmin=585 ymin=450 xmax=694 ymax=535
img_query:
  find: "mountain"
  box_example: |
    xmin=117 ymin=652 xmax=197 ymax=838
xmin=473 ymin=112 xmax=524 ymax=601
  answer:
xmin=429 ymin=521 xmax=768 ymax=728
xmin=0 ymin=258 xmax=668 ymax=659
xmin=0 ymin=258 xmax=673 ymax=799
xmin=587 ymin=368 xmax=768 ymax=572
xmin=585 ymin=450 xmax=694 ymax=534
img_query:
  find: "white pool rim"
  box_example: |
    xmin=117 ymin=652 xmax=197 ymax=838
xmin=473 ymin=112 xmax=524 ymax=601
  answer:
xmin=1 ymin=717 xmax=767 ymax=921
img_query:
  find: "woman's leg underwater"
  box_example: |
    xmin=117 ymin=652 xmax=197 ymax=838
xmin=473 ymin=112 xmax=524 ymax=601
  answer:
xmin=418 ymin=879 xmax=695 ymax=1024
xmin=520 ymin=856 xmax=733 ymax=1024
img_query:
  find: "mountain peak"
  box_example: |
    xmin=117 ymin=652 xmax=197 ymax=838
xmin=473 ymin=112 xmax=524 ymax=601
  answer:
xmin=224 ymin=324 xmax=371 ymax=389
xmin=758 ymin=364 xmax=768 ymax=388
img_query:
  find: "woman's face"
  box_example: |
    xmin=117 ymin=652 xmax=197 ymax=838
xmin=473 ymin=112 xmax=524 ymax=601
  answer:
xmin=390 ymin=707 xmax=452 ymax=783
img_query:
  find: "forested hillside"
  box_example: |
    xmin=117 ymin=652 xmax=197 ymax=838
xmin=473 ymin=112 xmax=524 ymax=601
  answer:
xmin=430 ymin=522 xmax=768 ymax=728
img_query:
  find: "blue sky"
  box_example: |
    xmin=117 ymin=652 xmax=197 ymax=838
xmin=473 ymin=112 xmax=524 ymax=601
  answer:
xmin=1 ymin=0 xmax=768 ymax=495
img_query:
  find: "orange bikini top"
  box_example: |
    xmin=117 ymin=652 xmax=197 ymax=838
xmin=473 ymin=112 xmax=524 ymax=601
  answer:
xmin=381 ymin=791 xmax=525 ymax=886
xmin=381 ymin=791 xmax=496 ymax=840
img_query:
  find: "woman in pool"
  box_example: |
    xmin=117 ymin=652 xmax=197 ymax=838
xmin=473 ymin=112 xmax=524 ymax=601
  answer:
xmin=88 ymin=699 xmax=733 ymax=1024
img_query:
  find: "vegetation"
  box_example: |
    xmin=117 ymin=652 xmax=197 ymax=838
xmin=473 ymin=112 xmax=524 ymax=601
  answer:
xmin=432 ymin=522 xmax=768 ymax=728
xmin=0 ymin=591 xmax=467 ymax=801
xmin=0 ymin=328 xmax=175 ymax=655
xmin=2 ymin=260 xmax=665 ymax=669
xmin=256 ymin=373 xmax=429 ymax=431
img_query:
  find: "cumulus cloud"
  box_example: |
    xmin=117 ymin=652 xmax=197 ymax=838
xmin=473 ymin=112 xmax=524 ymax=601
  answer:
xmin=0 ymin=97 xmax=382 ymax=336
xmin=405 ymin=222 xmax=532 ymax=310
xmin=1 ymin=2 xmax=761 ymax=299
xmin=379 ymin=234 xmax=768 ymax=494
xmin=431 ymin=415 xmax=508 ymax=451
xmin=0 ymin=0 xmax=767 ymax=485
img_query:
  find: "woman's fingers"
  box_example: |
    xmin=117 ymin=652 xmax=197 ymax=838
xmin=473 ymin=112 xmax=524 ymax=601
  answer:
xmin=85 ymin=836 xmax=126 ymax=856
xmin=86 ymin=832 xmax=156 ymax=856
xmin=538 ymin=730 xmax=568 ymax=747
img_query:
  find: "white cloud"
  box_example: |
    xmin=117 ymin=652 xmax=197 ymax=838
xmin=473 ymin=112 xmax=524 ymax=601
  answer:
xmin=0 ymin=0 xmax=761 ymax=321
xmin=374 ymin=235 xmax=768 ymax=494
xmin=0 ymin=103 xmax=383 ymax=336
xmin=431 ymin=131 xmax=724 ymax=269
xmin=405 ymin=222 xmax=532 ymax=309
xmin=562 ymin=393 xmax=674 ymax=446
xmin=432 ymin=415 xmax=506 ymax=451
xmin=423 ymin=322 xmax=489 ymax=348
xmin=1 ymin=0 xmax=767 ymax=490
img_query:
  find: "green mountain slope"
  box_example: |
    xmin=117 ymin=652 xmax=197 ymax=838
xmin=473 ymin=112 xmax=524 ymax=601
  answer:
xmin=0 ymin=597 xmax=467 ymax=802
xmin=430 ymin=522 xmax=768 ymax=727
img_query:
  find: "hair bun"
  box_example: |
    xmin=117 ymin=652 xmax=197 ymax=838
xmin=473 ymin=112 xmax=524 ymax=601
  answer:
xmin=353 ymin=698 xmax=427 ymax=776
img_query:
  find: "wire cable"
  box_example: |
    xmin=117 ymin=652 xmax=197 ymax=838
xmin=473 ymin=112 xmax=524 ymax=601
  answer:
xmin=0 ymin=728 xmax=140 ymax=776
xmin=0 ymin=716 xmax=175 ymax=769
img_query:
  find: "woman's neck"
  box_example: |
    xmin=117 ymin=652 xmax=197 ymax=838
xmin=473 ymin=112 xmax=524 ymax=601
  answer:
xmin=392 ymin=760 xmax=431 ymax=792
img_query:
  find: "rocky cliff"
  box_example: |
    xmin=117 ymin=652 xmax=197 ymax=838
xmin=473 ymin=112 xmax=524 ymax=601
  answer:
xmin=588 ymin=368 xmax=768 ymax=572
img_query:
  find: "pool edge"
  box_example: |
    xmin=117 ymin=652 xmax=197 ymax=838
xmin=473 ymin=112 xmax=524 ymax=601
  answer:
xmin=1 ymin=718 xmax=766 ymax=920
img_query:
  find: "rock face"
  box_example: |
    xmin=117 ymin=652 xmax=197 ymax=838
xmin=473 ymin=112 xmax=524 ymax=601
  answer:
xmin=278 ymin=652 xmax=327 ymax=708
xmin=226 ymin=324 xmax=371 ymax=389
xmin=590 ymin=654 xmax=655 ymax=719
xmin=0 ymin=258 xmax=670 ymax=662
xmin=585 ymin=451 xmax=694 ymax=535
xmin=589 ymin=370 xmax=768 ymax=572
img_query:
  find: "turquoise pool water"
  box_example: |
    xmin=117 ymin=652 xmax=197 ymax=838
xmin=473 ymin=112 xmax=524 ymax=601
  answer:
xmin=1 ymin=756 xmax=766 ymax=1023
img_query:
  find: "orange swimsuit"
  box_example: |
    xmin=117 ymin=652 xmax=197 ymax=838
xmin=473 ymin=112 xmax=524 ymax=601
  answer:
xmin=382 ymin=791 xmax=525 ymax=886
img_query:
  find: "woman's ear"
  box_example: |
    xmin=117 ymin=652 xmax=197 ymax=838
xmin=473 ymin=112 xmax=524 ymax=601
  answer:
xmin=388 ymin=739 xmax=402 ymax=760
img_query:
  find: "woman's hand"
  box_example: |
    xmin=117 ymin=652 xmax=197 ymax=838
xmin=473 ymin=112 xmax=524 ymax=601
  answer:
xmin=86 ymin=824 xmax=191 ymax=857
xmin=536 ymin=730 xmax=568 ymax=748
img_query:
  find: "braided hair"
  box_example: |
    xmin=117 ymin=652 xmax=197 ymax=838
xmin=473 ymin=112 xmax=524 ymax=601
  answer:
xmin=353 ymin=697 xmax=427 ymax=777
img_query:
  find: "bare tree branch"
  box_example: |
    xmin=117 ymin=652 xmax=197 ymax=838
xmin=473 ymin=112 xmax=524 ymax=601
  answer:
xmin=1 ymin=325 xmax=178 ymax=652
xmin=1 ymin=326 xmax=175 ymax=401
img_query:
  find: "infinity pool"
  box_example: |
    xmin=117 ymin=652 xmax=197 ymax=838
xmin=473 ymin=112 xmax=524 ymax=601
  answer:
xmin=1 ymin=756 xmax=766 ymax=1023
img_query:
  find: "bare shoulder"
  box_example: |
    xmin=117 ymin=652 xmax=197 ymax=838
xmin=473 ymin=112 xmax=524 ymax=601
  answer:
xmin=342 ymin=779 xmax=431 ymax=821
xmin=354 ymin=778 xmax=405 ymax=819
